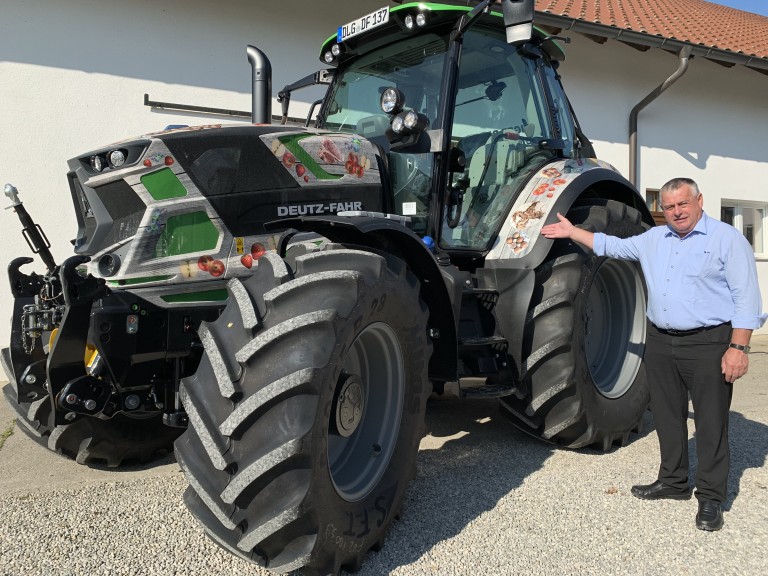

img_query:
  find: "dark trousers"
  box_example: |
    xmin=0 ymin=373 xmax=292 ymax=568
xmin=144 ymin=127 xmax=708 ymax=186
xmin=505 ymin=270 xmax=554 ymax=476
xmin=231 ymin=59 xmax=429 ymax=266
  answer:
xmin=644 ymin=322 xmax=733 ymax=503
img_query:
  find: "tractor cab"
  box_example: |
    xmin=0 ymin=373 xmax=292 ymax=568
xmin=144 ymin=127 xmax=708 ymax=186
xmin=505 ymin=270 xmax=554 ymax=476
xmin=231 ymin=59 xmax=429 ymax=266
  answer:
xmin=315 ymin=1 xmax=579 ymax=255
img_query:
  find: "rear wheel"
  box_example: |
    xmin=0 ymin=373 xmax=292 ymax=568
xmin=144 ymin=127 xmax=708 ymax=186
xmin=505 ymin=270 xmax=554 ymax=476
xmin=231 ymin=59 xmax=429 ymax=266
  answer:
xmin=500 ymin=199 xmax=650 ymax=450
xmin=175 ymin=246 xmax=431 ymax=575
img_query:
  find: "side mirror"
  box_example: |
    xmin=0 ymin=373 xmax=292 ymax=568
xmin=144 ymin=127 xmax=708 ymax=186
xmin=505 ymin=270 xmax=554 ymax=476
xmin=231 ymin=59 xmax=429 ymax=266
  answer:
xmin=501 ymin=0 xmax=534 ymax=45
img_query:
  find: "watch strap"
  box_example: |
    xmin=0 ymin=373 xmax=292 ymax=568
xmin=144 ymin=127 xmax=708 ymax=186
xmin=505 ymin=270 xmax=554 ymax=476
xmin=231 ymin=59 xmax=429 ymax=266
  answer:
xmin=729 ymin=342 xmax=751 ymax=354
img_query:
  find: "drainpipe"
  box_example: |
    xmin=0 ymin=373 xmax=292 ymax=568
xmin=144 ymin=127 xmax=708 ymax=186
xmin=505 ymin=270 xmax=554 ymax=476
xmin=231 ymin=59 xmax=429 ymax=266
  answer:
xmin=629 ymin=46 xmax=692 ymax=187
xmin=247 ymin=45 xmax=272 ymax=124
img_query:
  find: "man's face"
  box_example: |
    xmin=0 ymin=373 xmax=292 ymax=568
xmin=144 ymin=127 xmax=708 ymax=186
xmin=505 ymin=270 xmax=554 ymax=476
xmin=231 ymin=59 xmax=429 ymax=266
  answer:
xmin=661 ymin=184 xmax=704 ymax=237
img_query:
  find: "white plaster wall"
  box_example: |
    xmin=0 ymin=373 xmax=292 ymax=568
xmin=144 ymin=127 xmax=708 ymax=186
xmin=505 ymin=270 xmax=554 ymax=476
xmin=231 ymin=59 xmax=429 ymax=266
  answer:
xmin=1 ymin=2 xmax=766 ymax=350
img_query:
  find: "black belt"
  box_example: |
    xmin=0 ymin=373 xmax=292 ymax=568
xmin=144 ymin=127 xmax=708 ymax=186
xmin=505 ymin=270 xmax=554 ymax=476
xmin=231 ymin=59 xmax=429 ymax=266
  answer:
xmin=652 ymin=322 xmax=728 ymax=337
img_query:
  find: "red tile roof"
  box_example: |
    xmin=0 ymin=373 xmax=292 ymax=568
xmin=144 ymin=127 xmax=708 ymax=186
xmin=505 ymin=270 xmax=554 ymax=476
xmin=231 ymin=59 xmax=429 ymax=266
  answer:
xmin=536 ymin=0 xmax=768 ymax=60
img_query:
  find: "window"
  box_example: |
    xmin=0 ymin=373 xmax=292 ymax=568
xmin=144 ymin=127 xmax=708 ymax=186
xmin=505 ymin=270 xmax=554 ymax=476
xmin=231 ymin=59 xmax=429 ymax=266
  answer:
xmin=645 ymin=188 xmax=665 ymax=226
xmin=646 ymin=189 xmax=660 ymax=211
xmin=442 ymin=27 xmax=572 ymax=250
xmin=722 ymin=202 xmax=766 ymax=256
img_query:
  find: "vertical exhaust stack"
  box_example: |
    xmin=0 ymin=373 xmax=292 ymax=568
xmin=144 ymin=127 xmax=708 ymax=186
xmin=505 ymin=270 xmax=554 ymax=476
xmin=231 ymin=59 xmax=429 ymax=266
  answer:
xmin=247 ymin=45 xmax=272 ymax=124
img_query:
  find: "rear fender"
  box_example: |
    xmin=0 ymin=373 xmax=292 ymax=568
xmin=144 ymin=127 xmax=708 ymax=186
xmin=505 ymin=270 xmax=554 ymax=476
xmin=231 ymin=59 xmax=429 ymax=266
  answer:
xmin=266 ymin=215 xmax=458 ymax=383
xmin=486 ymin=160 xmax=653 ymax=271
xmin=481 ymin=160 xmax=653 ymax=377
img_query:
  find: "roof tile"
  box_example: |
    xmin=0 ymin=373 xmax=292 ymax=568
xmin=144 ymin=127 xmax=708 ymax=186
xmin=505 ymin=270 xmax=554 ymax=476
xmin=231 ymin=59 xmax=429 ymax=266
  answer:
xmin=536 ymin=0 xmax=768 ymax=58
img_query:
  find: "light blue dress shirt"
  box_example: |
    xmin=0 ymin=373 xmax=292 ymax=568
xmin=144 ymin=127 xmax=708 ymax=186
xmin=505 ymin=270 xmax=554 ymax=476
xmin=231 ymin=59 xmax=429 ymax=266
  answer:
xmin=593 ymin=211 xmax=765 ymax=331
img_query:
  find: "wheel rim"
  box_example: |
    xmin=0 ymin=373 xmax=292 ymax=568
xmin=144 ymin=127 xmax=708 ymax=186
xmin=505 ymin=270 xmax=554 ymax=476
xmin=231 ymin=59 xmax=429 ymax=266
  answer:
xmin=584 ymin=259 xmax=646 ymax=398
xmin=328 ymin=322 xmax=404 ymax=502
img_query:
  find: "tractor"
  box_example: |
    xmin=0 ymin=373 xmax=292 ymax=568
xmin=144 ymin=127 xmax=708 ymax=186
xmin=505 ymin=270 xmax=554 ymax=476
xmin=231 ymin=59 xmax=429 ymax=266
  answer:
xmin=3 ymin=0 xmax=653 ymax=573
xmin=173 ymin=1 xmax=654 ymax=573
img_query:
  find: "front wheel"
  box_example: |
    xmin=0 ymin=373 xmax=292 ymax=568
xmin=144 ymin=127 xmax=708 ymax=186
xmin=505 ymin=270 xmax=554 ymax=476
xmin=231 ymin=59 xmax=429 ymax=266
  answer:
xmin=2 ymin=359 xmax=179 ymax=467
xmin=175 ymin=247 xmax=431 ymax=575
xmin=501 ymin=199 xmax=650 ymax=450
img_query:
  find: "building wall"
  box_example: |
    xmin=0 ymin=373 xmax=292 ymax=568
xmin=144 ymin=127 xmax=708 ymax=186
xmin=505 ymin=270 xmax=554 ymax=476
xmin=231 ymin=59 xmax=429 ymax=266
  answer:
xmin=1 ymin=0 xmax=766 ymax=351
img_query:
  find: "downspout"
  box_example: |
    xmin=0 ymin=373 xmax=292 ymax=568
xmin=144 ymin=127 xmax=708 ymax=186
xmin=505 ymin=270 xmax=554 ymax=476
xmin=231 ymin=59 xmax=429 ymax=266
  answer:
xmin=247 ymin=45 xmax=272 ymax=124
xmin=629 ymin=46 xmax=692 ymax=187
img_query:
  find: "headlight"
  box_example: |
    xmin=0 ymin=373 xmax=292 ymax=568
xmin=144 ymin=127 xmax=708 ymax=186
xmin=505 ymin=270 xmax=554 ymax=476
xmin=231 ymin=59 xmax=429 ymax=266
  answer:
xmin=108 ymin=149 xmax=126 ymax=167
xmin=405 ymin=12 xmax=427 ymax=29
xmin=403 ymin=110 xmax=418 ymax=129
xmin=403 ymin=110 xmax=428 ymax=131
xmin=90 ymin=155 xmax=104 ymax=172
xmin=331 ymin=43 xmax=342 ymax=57
xmin=323 ymin=50 xmax=334 ymax=64
xmin=391 ymin=115 xmax=405 ymax=134
xmin=380 ymin=87 xmax=405 ymax=115
xmin=97 ymin=253 xmax=121 ymax=277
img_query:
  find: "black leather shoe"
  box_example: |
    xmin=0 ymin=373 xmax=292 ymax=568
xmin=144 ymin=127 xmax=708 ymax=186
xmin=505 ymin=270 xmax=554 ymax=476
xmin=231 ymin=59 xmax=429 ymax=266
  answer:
xmin=696 ymin=500 xmax=724 ymax=531
xmin=631 ymin=480 xmax=692 ymax=500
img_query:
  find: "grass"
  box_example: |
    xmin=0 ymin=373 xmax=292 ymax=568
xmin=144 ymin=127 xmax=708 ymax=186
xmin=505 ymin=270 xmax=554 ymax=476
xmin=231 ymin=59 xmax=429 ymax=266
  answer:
xmin=0 ymin=419 xmax=15 ymax=451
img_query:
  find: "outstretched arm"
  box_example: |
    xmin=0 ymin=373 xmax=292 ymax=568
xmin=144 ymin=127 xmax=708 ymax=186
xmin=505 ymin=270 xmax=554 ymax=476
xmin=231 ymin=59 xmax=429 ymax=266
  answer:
xmin=541 ymin=212 xmax=595 ymax=250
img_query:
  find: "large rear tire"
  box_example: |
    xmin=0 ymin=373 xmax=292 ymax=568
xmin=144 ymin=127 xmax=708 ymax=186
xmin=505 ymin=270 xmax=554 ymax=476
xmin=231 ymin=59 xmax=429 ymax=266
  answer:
xmin=175 ymin=246 xmax=431 ymax=575
xmin=500 ymin=199 xmax=650 ymax=450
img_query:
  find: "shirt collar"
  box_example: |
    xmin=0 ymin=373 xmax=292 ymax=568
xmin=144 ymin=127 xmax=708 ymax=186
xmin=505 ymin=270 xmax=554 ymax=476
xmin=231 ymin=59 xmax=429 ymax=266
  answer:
xmin=664 ymin=211 xmax=709 ymax=239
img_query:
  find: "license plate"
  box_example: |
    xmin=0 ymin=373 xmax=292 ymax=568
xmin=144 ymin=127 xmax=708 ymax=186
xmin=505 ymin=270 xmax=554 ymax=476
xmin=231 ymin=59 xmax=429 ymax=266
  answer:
xmin=337 ymin=7 xmax=389 ymax=43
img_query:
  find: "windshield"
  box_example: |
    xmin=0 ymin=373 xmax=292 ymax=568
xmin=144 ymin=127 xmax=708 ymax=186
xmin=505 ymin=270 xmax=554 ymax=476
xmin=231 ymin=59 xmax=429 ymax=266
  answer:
xmin=321 ymin=33 xmax=448 ymax=234
xmin=321 ymin=33 xmax=448 ymax=135
xmin=320 ymin=22 xmax=576 ymax=249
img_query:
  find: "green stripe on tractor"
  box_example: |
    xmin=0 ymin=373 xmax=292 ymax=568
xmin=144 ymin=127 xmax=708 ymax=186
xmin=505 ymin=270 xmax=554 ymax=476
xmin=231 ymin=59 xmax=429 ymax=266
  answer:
xmin=279 ymin=135 xmax=342 ymax=181
xmin=154 ymin=211 xmax=219 ymax=258
xmin=141 ymin=168 xmax=187 ymax=200
xmin=161 ymin=289 xmax=229 ymax=303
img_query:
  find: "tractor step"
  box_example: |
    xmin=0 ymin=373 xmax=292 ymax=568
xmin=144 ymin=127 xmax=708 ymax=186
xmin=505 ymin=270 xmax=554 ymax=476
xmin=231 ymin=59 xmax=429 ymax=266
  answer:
xmin=462 ymin=287 xmax=499 ymax=310
xmin=457 ymin=377 xmax=517 ymax=399
xmin=458 ymin=336 xmax=508 ymax=350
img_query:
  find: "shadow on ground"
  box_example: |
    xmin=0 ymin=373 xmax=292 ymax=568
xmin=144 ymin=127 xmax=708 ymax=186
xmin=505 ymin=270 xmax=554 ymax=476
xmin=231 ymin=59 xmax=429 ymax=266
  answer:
xmin=686 ymin=410 xmax=768 ymax=511
xmin=350 ymin=396 xmax=652 ymax=574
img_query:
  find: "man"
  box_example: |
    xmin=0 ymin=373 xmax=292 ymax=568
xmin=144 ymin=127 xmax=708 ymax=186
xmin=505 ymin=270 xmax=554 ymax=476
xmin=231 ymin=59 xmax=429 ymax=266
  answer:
xmin=541 ymin=177 xmax=764 ymax=531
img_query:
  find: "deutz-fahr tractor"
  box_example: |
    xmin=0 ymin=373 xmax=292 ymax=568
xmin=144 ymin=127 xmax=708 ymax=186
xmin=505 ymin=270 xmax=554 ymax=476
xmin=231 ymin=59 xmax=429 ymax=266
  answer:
xmin=3 ymin=0 xmax=654 ymax=573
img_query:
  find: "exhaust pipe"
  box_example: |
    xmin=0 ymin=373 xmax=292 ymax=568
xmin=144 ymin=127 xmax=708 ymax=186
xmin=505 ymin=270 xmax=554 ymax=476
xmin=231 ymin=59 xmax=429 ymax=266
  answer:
xmin=247 ymin=45 xmax=272 ymax=124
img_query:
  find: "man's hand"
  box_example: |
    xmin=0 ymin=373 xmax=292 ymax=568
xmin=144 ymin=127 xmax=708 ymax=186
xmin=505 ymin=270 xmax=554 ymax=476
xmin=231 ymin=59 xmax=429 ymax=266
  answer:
xmin=722 ymin=348 xmax=749 ymax=383
xmin=541 ymin=212 xmax=596 ymax=249
xmin=541 ymin=212 xmax=574 ymax=239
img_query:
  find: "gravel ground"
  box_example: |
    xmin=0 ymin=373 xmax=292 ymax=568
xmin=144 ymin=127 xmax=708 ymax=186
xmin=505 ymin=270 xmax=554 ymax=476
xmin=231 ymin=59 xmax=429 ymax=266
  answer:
xmin=1 ymin=338 xmax=766 ymax=576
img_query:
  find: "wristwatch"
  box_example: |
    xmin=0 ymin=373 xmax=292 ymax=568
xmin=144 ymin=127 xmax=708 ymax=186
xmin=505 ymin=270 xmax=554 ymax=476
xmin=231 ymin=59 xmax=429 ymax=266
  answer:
xmin=729 ymin=343 xmax=751 ymax=354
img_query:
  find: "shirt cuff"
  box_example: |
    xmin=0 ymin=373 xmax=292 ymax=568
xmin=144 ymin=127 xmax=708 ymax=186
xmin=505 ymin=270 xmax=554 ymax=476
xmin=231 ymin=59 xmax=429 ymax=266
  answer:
xmin=731 ymin=313 xmax=768 ymax=330
xmin=592 ymin=232 xmax=606 ymax=256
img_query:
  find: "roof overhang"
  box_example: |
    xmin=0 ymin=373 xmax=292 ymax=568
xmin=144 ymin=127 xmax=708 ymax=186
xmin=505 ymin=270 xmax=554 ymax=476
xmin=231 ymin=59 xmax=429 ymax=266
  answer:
xmin=535 ymin=12 xmax=768 ymax=76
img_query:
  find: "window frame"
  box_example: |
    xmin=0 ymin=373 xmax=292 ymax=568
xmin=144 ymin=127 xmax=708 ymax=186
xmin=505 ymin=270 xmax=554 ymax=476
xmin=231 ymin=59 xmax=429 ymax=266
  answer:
xmin=721 ymin=200 xmax=767 ymax=259
xmin=644 ymin=188 xmax=665 ymax=226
